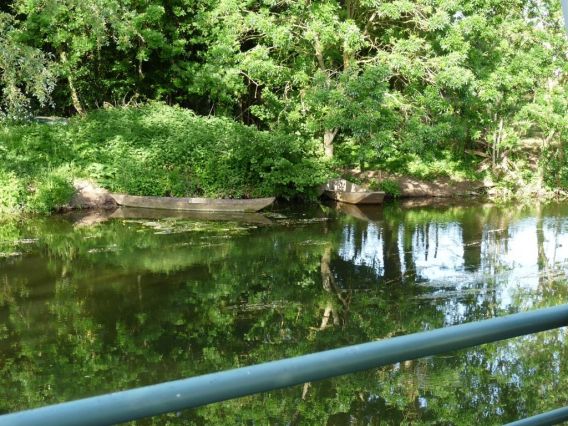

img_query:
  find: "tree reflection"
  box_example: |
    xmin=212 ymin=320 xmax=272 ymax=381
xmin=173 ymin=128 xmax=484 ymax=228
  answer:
xmin=0 ymin=201 xmax=567 ymax=424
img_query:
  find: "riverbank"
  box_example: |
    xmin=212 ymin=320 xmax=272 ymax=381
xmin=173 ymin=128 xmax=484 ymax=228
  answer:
xmin=345 ymin=170 xmax=568 ymax=201
xmin=2 ymin=103 xmax=563 ymax=214
xmin=0 ymin=103 xmax=326 ymax=213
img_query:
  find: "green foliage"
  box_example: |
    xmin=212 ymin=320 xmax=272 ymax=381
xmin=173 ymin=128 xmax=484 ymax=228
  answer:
xmin=305 ymin=65 xmax=396 ymax=165
xmin=519 ymin=82 xmax=568 ymax=190
xmin=541 ymin=144 xmax=568 ymax=189
xmin=0 ymin=121 xmax=77 ymax=213
xmin=12 ymin=0 xmax=175 ymax=113
xmin=2 ymin=0 xmax=568 ymax=196
xmin=377 ymin=179 xmax=401 ymax=197
xmin=1 ymin=103 xmax=327 ymax=210
xmin=404 ymin=152 xmax=481 ymax=181
xmin=0 ymin=12 xmax=54 ymax=120
xmin=27 ymin=167 xmax=75 ymax=214
xmin=0 ymin=170 xmax=24 ymax=213
xmin=71 ymin=103 xmax=327 ymax=198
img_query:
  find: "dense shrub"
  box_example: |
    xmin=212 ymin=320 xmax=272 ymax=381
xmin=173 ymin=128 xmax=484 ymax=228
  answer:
xmin=27 ymin=167 xmax=76 ymax=213
xmin=1 ymin=103 xmax=328 ymax=212
xmin=541 ymin=145 xmax=568 ymax=190
xmin=376 ymin=179 xmax=401 ymax=197
xmin=0 ymin=170 xmax=24 ymax=213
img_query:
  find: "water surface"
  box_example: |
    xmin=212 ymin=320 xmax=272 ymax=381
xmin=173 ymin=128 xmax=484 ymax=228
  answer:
xmin=0 ymin=200 xmax=567 ymax=425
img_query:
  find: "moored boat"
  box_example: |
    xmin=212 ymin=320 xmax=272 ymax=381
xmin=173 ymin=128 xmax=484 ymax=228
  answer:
xmin=110 ymin=194 xmax=275 ymax=212
xmin=322 ymin=179 xmax=385 ymax=205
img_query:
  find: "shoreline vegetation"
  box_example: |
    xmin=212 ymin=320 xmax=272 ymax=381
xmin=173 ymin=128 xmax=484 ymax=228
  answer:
xmin=2 ymin=1 xmax=568 ymax=214
xmin=0 ymin=102 xmax=567 ymax=214
xmin=1 ymin=102 xmax=567 ymax=215
xmin=1 ymin=103 xmax=327 ymax=214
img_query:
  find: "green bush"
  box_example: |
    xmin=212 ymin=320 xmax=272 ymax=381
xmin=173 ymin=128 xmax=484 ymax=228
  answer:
xmin=0 ymin=170 xmax=24 ymax=213
xmin=377 ymin=179 xmax=401 ymax=197
xmin=1 ymin=103 xmax=328 ymax=213
xmin=402 ymin=151 xmax=480 ymax=181
xmin=72 ymin=103 xmax=327 ymax=198
xmin=27 ymin=168 xmax=76 ymax=213
xmin=541 ymin=145 xmax=568 ymax=190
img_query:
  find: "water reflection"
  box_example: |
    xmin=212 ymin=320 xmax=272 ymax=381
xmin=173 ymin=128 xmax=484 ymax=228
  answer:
xmin=0 ymin=201 xmax=567 ymax=424
xmin=339 ymin=222 xmax=384 ymax=275
xmin=334 ymin=202 xmax=568 ymax=311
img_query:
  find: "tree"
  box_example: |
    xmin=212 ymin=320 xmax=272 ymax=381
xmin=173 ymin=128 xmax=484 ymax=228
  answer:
xmin=0 ymin=12 xmax=54 ymax=119
xmin=14 ymin=0 xmax=178 ymax=113
xmin=185 ymin=1 xmax=396 ymax=159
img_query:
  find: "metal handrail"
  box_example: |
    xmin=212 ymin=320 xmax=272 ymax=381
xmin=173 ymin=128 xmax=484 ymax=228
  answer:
xmin=1 ymin=304 xmax=567 ymax=426
xmin=505 ymin=406 xmax=568 ymax=426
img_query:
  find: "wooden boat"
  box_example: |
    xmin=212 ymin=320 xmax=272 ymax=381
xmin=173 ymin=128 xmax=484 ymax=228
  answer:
xmin=110 ymin=194 xmax=275 ymax=212
xmin=322 ymin=179 xmax=385 ymax=205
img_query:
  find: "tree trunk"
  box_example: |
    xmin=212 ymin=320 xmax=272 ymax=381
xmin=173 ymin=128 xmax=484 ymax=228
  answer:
xmin=60 ymin=51 xmax=85 ymax=115
xmin=68 ymin=75 xmax=85 ymax=115
xmin=536 ymin=130 xmax=554 ymax=189
xmin=324 ymin=129 xmax=338 ymax=159
xmin=314 ymin=36 xmax=326 ymax=71
xmin=492 ymin=117 xmax=503 ymax=170
xmin=313 ymin=37 xmax=336 ymax=159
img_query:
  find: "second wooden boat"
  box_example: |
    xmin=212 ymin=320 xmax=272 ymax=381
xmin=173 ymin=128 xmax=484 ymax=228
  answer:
xmin=110 ymin=194 xmax=275 ymax=212
xmin=322 ymin=179 xmax=385 ymax=205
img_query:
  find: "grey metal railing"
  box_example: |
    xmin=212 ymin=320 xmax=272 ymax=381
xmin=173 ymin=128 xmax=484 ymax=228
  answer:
xmin=0 ymin=304 xmax=567 ymax=426
xmin=506 ymin=406 xmax=568 ymax=426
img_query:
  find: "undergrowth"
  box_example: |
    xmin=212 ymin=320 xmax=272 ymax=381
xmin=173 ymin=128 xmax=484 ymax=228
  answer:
xmin=1 ymin=103 xmax=328 ymax=212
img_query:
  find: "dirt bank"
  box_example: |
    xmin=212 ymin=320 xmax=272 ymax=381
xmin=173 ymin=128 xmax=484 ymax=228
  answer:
xmin=349 ymin=170 xmax=489 ymax=198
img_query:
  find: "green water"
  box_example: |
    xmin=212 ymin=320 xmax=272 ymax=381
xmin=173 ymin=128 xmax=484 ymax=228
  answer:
xmin=0 ymin=201 xmax=567 ymax=425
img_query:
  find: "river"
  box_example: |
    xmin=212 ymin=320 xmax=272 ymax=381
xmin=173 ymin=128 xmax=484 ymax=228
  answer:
xmin=0 ymin=200 xmax=567 ymax=425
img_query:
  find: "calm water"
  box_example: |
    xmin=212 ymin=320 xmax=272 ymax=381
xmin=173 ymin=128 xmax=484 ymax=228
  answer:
xmin=0 ymin=200 xmax=567 ymax=425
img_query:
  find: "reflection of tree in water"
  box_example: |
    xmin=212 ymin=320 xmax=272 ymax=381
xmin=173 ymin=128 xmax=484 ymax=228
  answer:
xmin=318 ymin=246 xmax=350 ymax=330
xmin=1 ymin=203 xmax=568 ymax=424
xmin=461 ymin=209 xmax=484 ymax=272
xmin=324 ymin=202 xmax=568 ymax=423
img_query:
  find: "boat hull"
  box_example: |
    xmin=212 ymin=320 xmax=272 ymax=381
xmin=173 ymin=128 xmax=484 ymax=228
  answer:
xmin=324 ymin=190 xmax=385 ymax=205
xmin=110 ymin=194 xmax=275 ymax=212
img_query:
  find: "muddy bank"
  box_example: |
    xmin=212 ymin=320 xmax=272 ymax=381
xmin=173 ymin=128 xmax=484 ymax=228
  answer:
xmin=348 ymin=170 xmax=488 ymax=198
xmin=68 ymin=180 xmax=117 ymax=209
xmin=65 ymin=172 xmax=487 ymax=218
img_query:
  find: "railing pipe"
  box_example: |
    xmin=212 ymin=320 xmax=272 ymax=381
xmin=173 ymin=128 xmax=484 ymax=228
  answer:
xmin=506 ymin=406 xmax=568 ymax=426
xmin=1 ymin=304 xmax=567 ymax=426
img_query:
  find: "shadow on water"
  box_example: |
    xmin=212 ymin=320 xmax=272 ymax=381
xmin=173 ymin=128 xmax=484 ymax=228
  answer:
xmin=0 ymin=199 xmax=567 ymax=424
